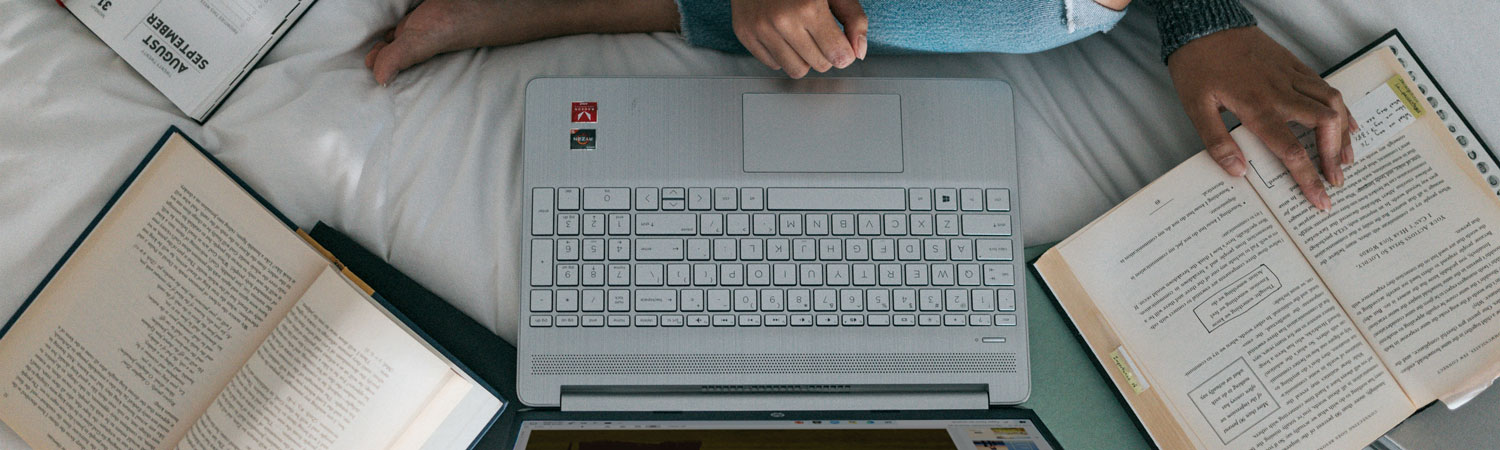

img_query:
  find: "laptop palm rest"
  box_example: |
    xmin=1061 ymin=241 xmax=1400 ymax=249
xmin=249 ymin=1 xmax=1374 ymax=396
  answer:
xmin=561 ymin=386 xmax=989 ymax=411
xmin=741 ymin=93 xmax=904 ymax=173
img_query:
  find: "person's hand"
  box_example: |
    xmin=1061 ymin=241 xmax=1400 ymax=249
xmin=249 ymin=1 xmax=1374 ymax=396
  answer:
xmin=1167 ymin=26 xmax=1357 ymax=210
xmin=731 ymin=0 xmax=868 ymax=78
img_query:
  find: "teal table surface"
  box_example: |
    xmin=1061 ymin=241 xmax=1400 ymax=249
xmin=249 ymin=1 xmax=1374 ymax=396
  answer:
xmin=1020 ymin=244 xmax=1153 ymax=450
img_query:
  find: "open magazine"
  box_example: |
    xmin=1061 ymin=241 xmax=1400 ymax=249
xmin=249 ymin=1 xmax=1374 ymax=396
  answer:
xmin=60 ymin=0 xmax=315 ymax=120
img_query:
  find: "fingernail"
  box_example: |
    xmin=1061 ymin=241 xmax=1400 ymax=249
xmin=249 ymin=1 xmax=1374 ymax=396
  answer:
xmin=835 ymin=54 xmax=853 ymax=69
xmin=1219 ymin=155 xmax=1247 ymax=176
xmin=1315 ymin=191 xmax=1332 ymax=211
xmin=857 ymin=35 xmax=868 ymax=60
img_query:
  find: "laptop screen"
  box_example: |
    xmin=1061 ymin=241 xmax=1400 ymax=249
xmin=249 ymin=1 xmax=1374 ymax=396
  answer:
xmin=512 ymin=418 xmax=1055 ymax=449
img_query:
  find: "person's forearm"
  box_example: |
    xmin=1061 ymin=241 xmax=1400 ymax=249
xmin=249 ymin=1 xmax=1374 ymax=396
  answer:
xmin=1137 ymin=0 xmax=1257 ymax=62
xmin=562 ymin=0 xmax=680 ymax=35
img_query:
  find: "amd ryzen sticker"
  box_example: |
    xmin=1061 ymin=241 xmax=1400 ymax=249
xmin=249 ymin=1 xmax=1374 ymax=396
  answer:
xmin=571 ymin=102 xmax=597 ymax=123
xmin=570 ymin=129 xmax=596 ymax=150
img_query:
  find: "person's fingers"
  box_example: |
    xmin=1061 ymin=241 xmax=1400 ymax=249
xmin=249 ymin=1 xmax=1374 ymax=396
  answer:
xmin=1281 ymin=94 xmax=1347 ymax=187
xmin=733 ymin=25 xmax=781 ymax=71
xmin=828 ymin=0 xmax=868 ymax=60
xmin=1293 ymin=76 xmax=1360 ymax=165
xmin=806 ymin=11 xmax=855 ymax=68
xmin=740 ymin=35 xmax=782 ymax=71
xmin=1350 ymin=121 xmax=1362 ymax=165
xmin=1318 ymin=132 xmax=1344 ymax=187
xmin=1184 ymin=99 xmax=1247 ymax=177
xmin=1293 ymin=77 xmax=1358 ymax=165
xmin=1244 ymin=112 xmax=1331 ymax=210
xmin=759 ymin=34 xmax=811 ymax=78
xmin=1294 ymin=77 xmax=1353 ymax=126
xmin=1298 ymin=77 xmax=1360 ymax=164
xmin=1291 ymin=61 xmax=1317 ymax=77
xmin=774 ymin=19 xmax=833 ymax=73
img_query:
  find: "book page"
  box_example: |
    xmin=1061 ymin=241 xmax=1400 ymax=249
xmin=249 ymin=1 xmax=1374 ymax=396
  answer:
xmin=0 ymin=134 xmax=329 ymax=449
xmin=63 ymin=0 xmax=306 ymax=117
xmin=1240 ymin=50 xmax=1500 ymax=407
xmin=1050 ymin=151 xmax=1412 ymax=449
xmin=386 ymin=374 xmax=502 ymax=450
xmin=177 ymin=268 xmax=461 ymax=450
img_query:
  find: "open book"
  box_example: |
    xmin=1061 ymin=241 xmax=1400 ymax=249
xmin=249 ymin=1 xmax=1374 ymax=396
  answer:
xmin=60 ymin=0 xmax=314 ymax=120
xmin=0 ymin=129 xmax=503 ymax=449
xmin=1035 ymin=33 xmax=1500 ymax=449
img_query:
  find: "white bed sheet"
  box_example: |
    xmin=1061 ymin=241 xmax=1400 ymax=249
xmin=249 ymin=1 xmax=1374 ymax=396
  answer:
xmin=1 ymin=0 xmax=1496 ymax=446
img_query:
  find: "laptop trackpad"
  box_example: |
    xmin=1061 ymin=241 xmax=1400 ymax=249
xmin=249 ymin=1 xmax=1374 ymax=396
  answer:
xmin=742 ymin=93 xmax=903 ymax=173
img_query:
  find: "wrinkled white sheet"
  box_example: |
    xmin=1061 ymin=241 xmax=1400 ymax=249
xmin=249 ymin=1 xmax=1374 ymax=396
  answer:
xmin=1 ymin=0 xmax=1496 ymax=446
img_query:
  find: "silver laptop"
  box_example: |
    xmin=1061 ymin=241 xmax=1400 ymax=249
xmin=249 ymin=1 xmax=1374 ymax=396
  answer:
xmin=518 ymin=77 xmax=1027 ymax=411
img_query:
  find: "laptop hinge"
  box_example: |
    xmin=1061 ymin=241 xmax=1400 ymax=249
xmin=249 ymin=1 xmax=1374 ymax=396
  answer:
xmin=561 ymin=386 xmax=989 ymax=411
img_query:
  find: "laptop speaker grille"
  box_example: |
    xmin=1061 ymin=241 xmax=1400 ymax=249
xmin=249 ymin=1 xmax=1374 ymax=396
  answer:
xmin=701 ymin=385 xmax=853 ymax=394
xmin=530 ymin=353 xmax=1018 ymax=375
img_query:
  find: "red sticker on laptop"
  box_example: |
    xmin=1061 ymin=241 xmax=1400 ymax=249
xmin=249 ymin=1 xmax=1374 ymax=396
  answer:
xmin=571 ymin=102 xmax=597 ymax=123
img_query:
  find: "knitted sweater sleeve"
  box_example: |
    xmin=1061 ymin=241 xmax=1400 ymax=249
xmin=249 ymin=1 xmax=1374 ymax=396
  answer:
xmin=1137 ymin=0 xmax=1258 ymax=61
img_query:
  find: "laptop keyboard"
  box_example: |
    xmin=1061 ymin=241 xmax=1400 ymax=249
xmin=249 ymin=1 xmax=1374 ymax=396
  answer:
xmin=526 ymin=187 xmax=1018 ymax=328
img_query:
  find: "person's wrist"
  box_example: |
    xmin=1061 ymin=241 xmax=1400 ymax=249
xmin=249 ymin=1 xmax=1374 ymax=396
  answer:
xmin=1165 ymin=25 xmax=1254 ymax=70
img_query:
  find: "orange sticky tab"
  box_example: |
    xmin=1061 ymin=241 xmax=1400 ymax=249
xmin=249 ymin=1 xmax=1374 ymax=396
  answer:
xmin=297 ymin=229 xmax=375 ymax=295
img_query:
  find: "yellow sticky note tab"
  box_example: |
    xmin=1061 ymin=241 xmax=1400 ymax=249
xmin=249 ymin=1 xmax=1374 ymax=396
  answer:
xmin=1386 ymin=75 xmax=1425 ymax=119
xmin=1110 ymin=347 xmax=1150 ymax=394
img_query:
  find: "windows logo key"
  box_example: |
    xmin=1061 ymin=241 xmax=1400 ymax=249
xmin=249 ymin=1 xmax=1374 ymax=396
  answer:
xmin=569 ymin=128 xmax=595 ymax=150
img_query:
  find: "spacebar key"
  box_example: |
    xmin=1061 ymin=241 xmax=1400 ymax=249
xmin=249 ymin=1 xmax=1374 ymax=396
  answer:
xmin=766 ymin=188 xmax=907 ymax=211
